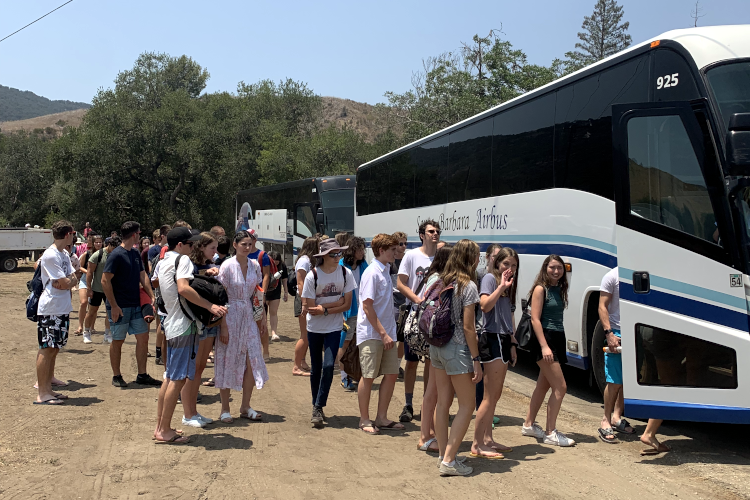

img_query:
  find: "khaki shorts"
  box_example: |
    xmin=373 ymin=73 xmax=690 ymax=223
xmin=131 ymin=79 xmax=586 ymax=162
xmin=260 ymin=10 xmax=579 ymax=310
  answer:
xmin=359 ymin=339 xmax=400 ymax=379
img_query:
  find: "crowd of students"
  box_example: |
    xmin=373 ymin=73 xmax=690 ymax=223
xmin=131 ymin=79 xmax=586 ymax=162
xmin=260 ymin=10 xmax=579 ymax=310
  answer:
xmin=31 ymin=216 xmax=668 ymax=475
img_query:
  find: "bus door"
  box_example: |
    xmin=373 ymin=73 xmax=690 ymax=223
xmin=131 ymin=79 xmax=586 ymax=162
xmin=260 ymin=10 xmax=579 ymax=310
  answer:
xmin=611 ymin=101 xmax=748 ymax=424
xmin=293 ymin=202 xmax=319 ymax=242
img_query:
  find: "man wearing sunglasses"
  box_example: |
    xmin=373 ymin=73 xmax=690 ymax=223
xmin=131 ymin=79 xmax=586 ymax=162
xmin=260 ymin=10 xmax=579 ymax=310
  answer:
xmin=396 ymin=219 xmax=441 ymax=422
xmin=102 ymin=221 xmax=160 ymax=388
xmin=301 ymin=238 xmax=357 ymax=428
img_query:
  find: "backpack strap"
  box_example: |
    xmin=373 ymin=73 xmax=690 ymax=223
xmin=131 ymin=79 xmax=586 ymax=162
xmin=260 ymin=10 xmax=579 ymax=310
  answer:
xmin=257 ymin=250 xmax=267 ymax=268
xmin=173 ymin=254 xmax=196 ymax=322
xmin=311 ymin=266 xmax=347 ymax=296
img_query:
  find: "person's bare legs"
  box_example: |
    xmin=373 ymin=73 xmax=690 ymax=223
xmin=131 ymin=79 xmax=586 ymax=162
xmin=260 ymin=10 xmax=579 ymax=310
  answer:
xmin=374 ymin=374 xmax=399 ymax=426
xmin=155 ymin=378 xmax=187 ymax=442
xmin=260 ymin=313 xmax=270 ymax=360
xmin=219 ymin=388 xmax=233 ymax=421
xmin=268 ymin=299 xmax=280 ymax=338
xmin=36 ymin=348 xmax=60 ymax=403
xmin=525 ymin=367 xmax=551 ymax=427
xmin=423 ymin=359 xmax=431 ymax=394
xmin=601 ymin=383 xmax=621 ymax=439
xmin=77 ymin=288 xmax=87 ymax=333
xmin=84 ymin=305 xmax=99 ymax=330
xmin=537 ymin=361 xmax=567 ymax=434
xmin=418 ymin=361 xmax=438 ymax=449
xmin=155 ymin=316 xmax=165 ymax=363
xmin=239 ymin=355 xmax=257 ymax=414
xmin=358 ymin=377 xmax=376 ymax=429
xmin=293 ymin=315 xmax=311 ymax=375
xmin=182 ymin=337 xmax=213 ymax=419
xmin=613 ymin=387 xmax=625 ymax=423
xmin=472 ymin=359 xmax=507 ymax=456
xmin=640 ymin=419 xmax=669 ymax=453
xmin=433 ymin=366 xmax=453 ymax=459
xmin=443 ymin=373 xmax=476 ymax=463
xmin=135 ymin=332 xmax=150 ymax=375
xmin=110 ymin=339 xmax=124 ymax=377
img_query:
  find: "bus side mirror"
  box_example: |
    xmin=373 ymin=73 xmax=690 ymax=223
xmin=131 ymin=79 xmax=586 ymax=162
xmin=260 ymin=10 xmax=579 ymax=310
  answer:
xmin=316 ymin=208 xmax=324 ymax=230
xmin=726 ymin=113 xmax=750 ymax=176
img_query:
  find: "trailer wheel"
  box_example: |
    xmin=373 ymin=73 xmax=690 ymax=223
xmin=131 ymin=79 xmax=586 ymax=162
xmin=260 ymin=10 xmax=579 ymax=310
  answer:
xmin=590 ymin=320 xmax=607 ymax=394
xmin=1 ymin=255 xmax=18 ymax=272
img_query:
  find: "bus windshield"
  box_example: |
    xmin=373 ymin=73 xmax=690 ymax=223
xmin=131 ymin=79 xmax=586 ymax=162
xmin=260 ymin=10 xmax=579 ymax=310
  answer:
xmin=320 ymin=189 xmax=354 ymax=236
xmin=706 ymin=61 xmax=750 ymax=132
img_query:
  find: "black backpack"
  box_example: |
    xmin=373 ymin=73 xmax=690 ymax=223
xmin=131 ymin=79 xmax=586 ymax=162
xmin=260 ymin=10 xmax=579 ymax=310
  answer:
xmin=25 ymin=265 xmax=45 ymax=322
xmin=174 ymin=254 xmax=228 ymax=327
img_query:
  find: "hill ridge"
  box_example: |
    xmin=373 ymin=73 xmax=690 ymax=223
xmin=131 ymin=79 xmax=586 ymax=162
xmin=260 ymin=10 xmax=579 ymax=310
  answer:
xmin=0 ymin=84 xmax=91 ymax=122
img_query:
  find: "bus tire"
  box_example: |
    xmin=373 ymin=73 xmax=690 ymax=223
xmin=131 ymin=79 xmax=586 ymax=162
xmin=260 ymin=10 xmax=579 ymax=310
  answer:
xmin=1 ymin=255 xmax=18 ymax=272
xmin=590 ymin=320 xmax=607 ymax=394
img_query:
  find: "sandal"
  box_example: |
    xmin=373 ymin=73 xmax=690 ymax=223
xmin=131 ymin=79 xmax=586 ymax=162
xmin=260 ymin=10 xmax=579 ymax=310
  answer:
xmin=239 ymin=408 xmax=262 ymax=421
xmin=598 ymin=427 xmax=619 ymax=443
xmin=202 ymin=379 xmax=215 ymax=387
xmin=613 ymin=419 xmax=636 ymax=434
xmin=417 ymin=437 xmax=439 ymax=452
xmin=470 ymin=450 xmax=505 ymax=459
xmin=73 ymin=328 xmax=83 ymax=336
xmin=359 ymin=421 xmax=380 ymax=435
xmin=374 ymin=420 xmax=405 ymax=431
xmin=155 ymin=435 xmax=190 ymax=445
xmin=219 ymin=412 xmax=233 ymax=424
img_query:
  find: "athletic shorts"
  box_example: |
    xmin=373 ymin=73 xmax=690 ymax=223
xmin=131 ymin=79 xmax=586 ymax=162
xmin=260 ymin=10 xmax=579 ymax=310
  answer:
xmin=107 ymin=306 xmax=148 ymax=340
xmin=430 ymin=342 xmax=473 ymax=376
xmin=404 ymin=340 xmax=420 ymax=362
xmin=166 ymin=325 xmax=198 ymax=381
xmin=359 ymin=339 xmax=400 ymax=379
xmin=604 ymin=330 xmax=623 ymax=385
xmin=38 ymin=314 xmax=69 ymax=349
xmin=478 ymin=331 xmax=514 ymax=364
xmin=534 ymin=329 xmax=568 ymax=365
xmin=88 ymin=291 xmax=106 ymax=307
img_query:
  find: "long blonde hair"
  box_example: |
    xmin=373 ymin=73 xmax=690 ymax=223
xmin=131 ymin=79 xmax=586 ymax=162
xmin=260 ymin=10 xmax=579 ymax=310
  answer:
xmin=440 ymin=239 xmax=479 ymax=295
xmin=190 ymin=232 xmax=217 ymax=265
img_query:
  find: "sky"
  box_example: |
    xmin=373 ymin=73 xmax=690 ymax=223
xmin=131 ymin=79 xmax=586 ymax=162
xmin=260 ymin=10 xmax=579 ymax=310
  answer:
xmin=1 ymin=0 xmax=748 ymax=106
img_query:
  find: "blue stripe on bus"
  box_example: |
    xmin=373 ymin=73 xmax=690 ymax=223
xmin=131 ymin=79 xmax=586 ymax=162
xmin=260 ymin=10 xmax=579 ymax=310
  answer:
xmin=624 ymin=399 xmax=750 ymax=424
xmin=620 ymin=282 xmax=749 ymax=332
xmin=441 ymin=234 xmax=617 ymax=254
xmin=565 ymin=352 xmax=590 ymax=370
xmin=620 ymin=267 xmax=746 ymax=311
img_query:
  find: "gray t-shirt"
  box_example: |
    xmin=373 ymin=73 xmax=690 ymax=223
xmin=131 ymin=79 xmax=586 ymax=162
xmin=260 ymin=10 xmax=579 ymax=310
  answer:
xmin=480 ymin=273 xmax=514 ymax=334
xmin=450 ymin=281 xmax=480 ymax=345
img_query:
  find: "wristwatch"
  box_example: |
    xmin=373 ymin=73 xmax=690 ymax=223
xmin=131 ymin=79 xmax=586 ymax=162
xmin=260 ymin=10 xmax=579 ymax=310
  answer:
xmin=604 ymin=328 xmax=613 ymax=334
xmin=323 ymin=307 xmax=329 ymax=317
xmin=472 ymin=355 xmax=481 ymax=362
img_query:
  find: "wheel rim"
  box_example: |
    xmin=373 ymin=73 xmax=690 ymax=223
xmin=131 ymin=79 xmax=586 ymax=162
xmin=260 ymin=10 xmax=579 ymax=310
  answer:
xmin=2 ymin=258 xmax=16 ymax=271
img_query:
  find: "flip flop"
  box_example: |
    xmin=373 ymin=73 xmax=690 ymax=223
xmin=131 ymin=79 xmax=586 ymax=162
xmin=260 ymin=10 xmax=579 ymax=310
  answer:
xmin=417 ymin=437 xmax=439 ymax=452
xmin=359 ymin=422 xmax=380 ymax=435
xmin=201 ymin=379 xmax=215 ymax=387
xmin=489 ymin=443 xmax=513 ymax=452
xmin=219 ymin=412 xmax=233 ymax=424
xmin=155 ymin=435 xmax=190 ymax=445
xmin=640 ymin=442 xmax=671 ymax=455
xmin=33 ymin=398 xmax=64 ymax=405
xmin=470 ymin=450 xmax=505 ymax=459
xmin=292 ymin=370 xmax=311 ymax=377
xmin=52 ymin=380 xmax=69 ymax=387
xmin=375 ymin=421 xmax=405 ymax=431
xmin=239 ymin=408 xmax=263 ymax=421
xmin=52 ymin=393 xmax=69 ymax=400
xmin=598 ymin=427 xmax=619 ymax=443
xmin=613 ymin=419 xmax=636 ymax=434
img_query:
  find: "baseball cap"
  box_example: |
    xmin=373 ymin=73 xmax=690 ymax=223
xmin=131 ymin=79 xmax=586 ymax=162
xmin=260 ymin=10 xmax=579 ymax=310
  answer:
xmin=167 ymin=227 xmax=201 ymax=248
xmin=246 ymin=228 xmax=258 ymax=239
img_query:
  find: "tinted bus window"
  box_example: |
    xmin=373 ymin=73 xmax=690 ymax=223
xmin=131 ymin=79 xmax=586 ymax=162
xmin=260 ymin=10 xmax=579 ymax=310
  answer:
xmin=414 ymin=136 xmax=449 ymax=207
xmin=356 ymin=166 xmax=371 ymax=215
xmin=555 ymin=56 xmax=649 ymax=200
xmin=389 ymin=153 xmax=415 ymax=210
xmin=492 ymin=93 xmax=555 ymax=196
xmin=448 ymin=118 xmax=493 ymax=202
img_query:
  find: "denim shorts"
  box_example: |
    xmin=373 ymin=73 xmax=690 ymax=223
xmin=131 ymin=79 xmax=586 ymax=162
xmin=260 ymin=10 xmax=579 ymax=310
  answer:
xmin=107 ymin=306 xmax=148 ymax=340
xmin=604 ymin=330 xmax=623 ymax=385
xmin=429 ymin=342 xmax=473 ymax=376
xmin=199 ymin=325 xmax=219 ymax=341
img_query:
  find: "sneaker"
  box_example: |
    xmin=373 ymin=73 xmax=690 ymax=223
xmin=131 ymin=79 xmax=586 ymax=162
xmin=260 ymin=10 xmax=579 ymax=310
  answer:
xmin=112 ymin=375 xmax=128 ymax=388
xmin=271 ymin=333 xmax=280 ymax=341
xmin=437 ymin=455 xmax=467 ymax=468
xmin=182 ymin=415 xmax=205 ymax=428
xmin=439 ymin=460 xmax=473 ymax=477
xmin=103 ymin=333 xmax=113 ymax=344
xmin=311 ymin=407 xmax=324 ymax=428
xmin=341 ymin=377 xmax=356 ymax=392
xmin=543 ymin=429 xmax=576 ymax=447
xmin=196 ymin=413 xmax=213 ymax=425
xmin=399 ymin=405 xmax=414 ymax=423
xmin=521 ymin=422 xmax=545 ymax=439
xmin=135 ymin=374 xmax=162 ymax=386
xmin=83 ymin=331 xmax=93 ymax=344
xmin=155 ymin=357 xmax=163 ymax=366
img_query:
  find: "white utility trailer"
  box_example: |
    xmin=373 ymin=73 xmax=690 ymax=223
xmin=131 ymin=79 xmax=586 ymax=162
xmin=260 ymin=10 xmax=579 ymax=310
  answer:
xmin=0 ymin=228 xmax=54 ymax=272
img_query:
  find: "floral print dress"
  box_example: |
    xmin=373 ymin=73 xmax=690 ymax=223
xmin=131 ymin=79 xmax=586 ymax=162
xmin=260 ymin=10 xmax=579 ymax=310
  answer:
xmin=215 ymin=256 xmax=268 ymax=391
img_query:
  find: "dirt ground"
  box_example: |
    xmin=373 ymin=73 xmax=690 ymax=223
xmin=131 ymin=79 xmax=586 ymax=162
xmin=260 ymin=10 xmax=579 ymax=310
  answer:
xmin=1 ymin=264 xmax=749 ymax=500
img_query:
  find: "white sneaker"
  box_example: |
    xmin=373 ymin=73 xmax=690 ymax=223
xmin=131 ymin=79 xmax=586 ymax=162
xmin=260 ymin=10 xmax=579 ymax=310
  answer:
xmin=196 ymin=413 xmax=213 ymax=424
xmin=271 ymin=333 xmax=280 ymax=341
xmin=103 ymin=333 xmax=113 ymax=344
xmin=182 ymin=415 xmax=205 ymax=428
xmin=83 ymin=331 xmax=93 ymax=344
xmin=437 ymin=455 xmax=467 ymax=468
xmin=522 ymin=422 xmax=545 ymax=439
xmin=439 ymin=460 xmax=473 ymax=476
xmin=543 ymin=429 xmax=576 ymax=447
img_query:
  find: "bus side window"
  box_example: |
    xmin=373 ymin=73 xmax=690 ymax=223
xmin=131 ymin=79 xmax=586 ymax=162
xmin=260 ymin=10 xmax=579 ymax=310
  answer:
xmin=389 ymin=155 xmax=414 ymax=211
xmin=414 ymin=136 xmax=449 ymax=208
xmin=448 ymin=117 xmax=493 ymax=203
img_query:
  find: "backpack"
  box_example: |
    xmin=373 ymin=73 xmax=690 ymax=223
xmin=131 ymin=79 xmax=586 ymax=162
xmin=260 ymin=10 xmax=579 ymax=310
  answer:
xmin=149 ymin=250 xmax=167 ymax=314
xmin=257 ymin=251 xmax=279 ymax=292
xmin=287 ymin=272 xmax=297 ymax=297
xmin=418 ymin=280 xmax=456 ymax=347
xmin=174 ymin=255 xmax=229 ymax=327
xmin=25 ymin=265 xmax=45 ymax=322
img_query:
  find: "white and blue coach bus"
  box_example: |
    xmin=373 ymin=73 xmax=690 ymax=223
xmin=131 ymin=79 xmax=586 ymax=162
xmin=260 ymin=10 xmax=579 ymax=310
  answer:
xmin=354 ymin=26 xmax=750 ymax=424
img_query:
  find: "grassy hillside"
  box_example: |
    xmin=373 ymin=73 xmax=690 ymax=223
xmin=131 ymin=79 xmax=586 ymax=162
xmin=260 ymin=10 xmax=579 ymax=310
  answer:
xmin=0 ymin=85 xmax=90 ymax=122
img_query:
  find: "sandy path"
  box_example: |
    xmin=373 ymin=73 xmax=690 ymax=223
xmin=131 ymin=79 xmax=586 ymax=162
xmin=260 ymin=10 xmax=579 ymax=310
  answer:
xmin=0 ymin=265 xmax=747 ymax=499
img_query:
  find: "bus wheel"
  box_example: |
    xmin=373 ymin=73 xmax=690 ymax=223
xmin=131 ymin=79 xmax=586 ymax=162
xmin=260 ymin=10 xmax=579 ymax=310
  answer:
xmin=590 ymin=320 xmax=607 ymax=394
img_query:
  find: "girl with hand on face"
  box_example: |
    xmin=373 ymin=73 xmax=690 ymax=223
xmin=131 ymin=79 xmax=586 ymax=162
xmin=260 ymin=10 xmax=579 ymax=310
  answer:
xmin=472 ymin=247 xmax=519 ymax=459
xmin=214 ymin=231 xmax=269 ymax=423
xmin=522 ymin=254 xmax=575 ymax=447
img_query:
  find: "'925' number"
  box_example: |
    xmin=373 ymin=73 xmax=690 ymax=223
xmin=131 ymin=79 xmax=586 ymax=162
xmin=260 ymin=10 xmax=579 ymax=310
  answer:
xmin=657 ymin=73 xmax=679 ymax=89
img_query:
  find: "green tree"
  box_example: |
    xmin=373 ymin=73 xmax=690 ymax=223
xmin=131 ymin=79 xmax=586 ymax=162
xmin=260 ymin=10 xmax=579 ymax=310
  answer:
xmin=0 ymin=132 xmax=53 ymax=226
xmin=564 ymin=0 xmax=632 ymax=72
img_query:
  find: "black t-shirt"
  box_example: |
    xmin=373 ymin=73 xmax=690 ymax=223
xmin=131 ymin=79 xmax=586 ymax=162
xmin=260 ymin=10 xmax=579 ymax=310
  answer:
xmin=103 ymin=246 xmax=144 ymax=308
xmin=266 ymin=262 xmax=289 ymax=300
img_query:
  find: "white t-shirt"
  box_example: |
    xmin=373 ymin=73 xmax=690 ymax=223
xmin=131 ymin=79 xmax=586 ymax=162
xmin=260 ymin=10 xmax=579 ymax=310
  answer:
xmin=600 ymin=267 xmax=620 ymax=330
xmin=302 ymin=265 xmax=356 ymax=333
xmin=295 ymin=255 xmax=312 ymax=275
xmin=159 ymin=251 xmax=196 ymax=339
xmin=38 ymin=245 xmax=73 ymax=316
xmin=356 ymin=260 xmax=396 ymax=345
xmin=397 ymin=248 xmax=434 ymax=304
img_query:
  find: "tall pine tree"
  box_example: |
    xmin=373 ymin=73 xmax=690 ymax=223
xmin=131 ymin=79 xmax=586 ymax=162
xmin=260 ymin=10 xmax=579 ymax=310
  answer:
xmin=565 ymin=0 xmax=632 ymax=72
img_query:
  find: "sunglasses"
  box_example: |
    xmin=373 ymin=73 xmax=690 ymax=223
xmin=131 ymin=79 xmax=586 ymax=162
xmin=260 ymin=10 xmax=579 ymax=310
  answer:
xmin=425 ymin=229 xmax=441 ymax=235
xmin=328 ymin=251 xmax=343 ymax=258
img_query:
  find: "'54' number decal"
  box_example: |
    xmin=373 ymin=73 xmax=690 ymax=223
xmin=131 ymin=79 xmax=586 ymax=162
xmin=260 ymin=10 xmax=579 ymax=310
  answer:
xmin=656 ymin=73 xmax=679 ymax=89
